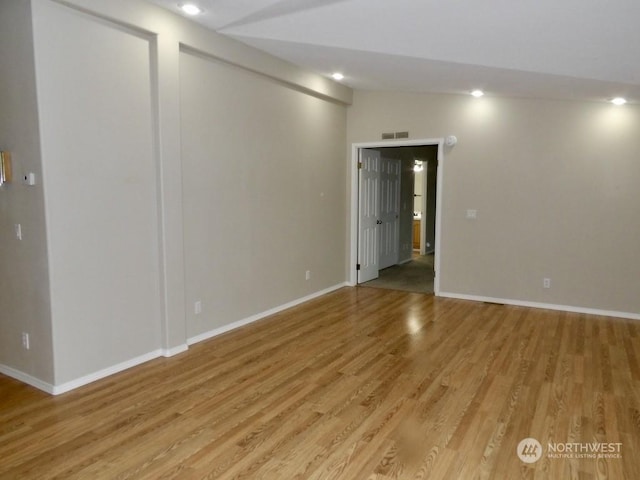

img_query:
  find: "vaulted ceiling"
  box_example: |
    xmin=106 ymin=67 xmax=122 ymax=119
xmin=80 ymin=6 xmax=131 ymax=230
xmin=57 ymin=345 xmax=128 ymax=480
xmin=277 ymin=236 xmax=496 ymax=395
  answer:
xmin=147 ymin=0 xmax=639 ymax=103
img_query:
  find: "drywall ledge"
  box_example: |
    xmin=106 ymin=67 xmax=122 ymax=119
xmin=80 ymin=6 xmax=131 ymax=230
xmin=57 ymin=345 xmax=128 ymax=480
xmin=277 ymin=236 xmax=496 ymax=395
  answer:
xmin=438 ymin=292 xmax=640 ymax=321
xmin=55 ymin=0 xmax=352 ymax=106
xmin=188 ymin=283 xmax=349 ymax=345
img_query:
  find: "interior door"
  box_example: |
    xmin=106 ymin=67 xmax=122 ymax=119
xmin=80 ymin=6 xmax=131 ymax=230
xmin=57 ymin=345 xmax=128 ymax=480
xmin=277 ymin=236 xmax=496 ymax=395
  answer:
xmin=379 ymin=157 xmax=401 ymax=269
xmin=358 ymin=149 xmax=380 ymax=283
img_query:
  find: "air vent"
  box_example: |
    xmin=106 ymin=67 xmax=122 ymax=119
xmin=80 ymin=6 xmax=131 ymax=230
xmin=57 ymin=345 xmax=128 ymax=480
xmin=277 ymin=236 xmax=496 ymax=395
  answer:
xmin=381 ymin=132 xmax=395 ymax=140
xmin=395 ymin=131 xmax=409 ymax=139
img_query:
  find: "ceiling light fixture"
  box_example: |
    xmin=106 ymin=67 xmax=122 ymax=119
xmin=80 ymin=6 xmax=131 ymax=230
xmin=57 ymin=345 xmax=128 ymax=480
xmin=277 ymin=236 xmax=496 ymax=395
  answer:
xmin=331 ymin=72 xmax=344 ymax=81
xmin=471 ymin=89 xmax=484 ymax=98
xmin=180 ymin=3 xmax=202 ymax=15
xmin=611 ymin=97 xmax=627 ymax=106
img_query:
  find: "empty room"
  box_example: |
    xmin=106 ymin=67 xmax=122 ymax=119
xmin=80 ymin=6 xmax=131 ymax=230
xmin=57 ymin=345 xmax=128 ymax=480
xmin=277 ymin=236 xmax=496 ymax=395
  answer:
xmin=1 ymin=0 xmax=639 ymax=478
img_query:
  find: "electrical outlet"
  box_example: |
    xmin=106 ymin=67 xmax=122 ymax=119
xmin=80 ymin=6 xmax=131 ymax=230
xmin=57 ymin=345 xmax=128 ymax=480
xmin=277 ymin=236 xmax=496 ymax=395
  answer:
xmin=194 ymin=300 xmax=202 ymax=315
xmin=23 ymin=172 xmax=36 ymax=186
xmin=305 ymin=270 xmax=311 ymax=280
xmin=15 ymin=224 xmax=22 ymax=240
xmin=543 ymin=278 xmax=551 ymax=289
xmin=21 ymin=332 xmax=30 ymax=350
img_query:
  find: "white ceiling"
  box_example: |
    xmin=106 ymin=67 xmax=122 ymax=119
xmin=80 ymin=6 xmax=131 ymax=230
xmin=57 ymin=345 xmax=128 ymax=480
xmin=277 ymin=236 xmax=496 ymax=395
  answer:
xmin=147 ymin=0 xmax=640 ymax=103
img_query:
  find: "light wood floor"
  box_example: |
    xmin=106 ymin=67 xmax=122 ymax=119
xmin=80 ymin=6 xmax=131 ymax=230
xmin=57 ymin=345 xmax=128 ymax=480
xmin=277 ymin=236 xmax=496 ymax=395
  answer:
xmin=1 ymin=287 xmax=639 ymax=479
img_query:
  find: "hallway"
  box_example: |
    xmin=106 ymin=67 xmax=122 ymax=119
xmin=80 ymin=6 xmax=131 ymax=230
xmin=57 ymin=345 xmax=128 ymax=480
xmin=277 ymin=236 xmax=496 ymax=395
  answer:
xmin=360 ymin=254 xmax=434 ymax=294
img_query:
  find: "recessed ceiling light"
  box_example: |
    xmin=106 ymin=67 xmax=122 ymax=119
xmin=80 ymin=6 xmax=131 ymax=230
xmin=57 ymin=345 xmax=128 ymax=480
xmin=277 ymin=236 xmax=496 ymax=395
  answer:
xmin=180 ymin=3 xmax=202 ymax=15
xmin=611 ymin=97 xmax=627 ymax=106
xmin=331 ymin=72 xmax=344 ymax=81
xmin=471 ymin=89 xmax=484 ymax=98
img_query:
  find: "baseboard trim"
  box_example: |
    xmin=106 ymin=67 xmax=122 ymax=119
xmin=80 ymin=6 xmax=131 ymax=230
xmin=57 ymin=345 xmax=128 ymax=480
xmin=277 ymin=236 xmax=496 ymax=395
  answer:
xmin=162 ymin=344 xmax=188 ymax=357
xmin=51 ymin=349 xmax=165 ymax=395
xmin=438 ymin=291 xmax=640 ymax=321
xmin=188 ymin=282 xmax=349 ymax=345
xmin=0 ymin=364 xmax=55 ymax=394
xmin=2 ymin=283 xmax=351 ymax=396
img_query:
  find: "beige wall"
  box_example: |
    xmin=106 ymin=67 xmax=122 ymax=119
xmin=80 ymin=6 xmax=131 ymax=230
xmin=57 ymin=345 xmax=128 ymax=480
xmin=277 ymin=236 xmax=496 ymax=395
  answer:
xmin=32 ymin=0 xmax=163 ymax=384
xmin=0 ymin=0 xmax=54 ymax=385
xmin=8 ymin=0 xmax=638 ymax=393
xmin=1 ymin=0 xmax=350 ymax=392
xmin=180 ymin=50 xmax=347 ymax=338
xmin=347 ymin=90 xmax=640 ymax=315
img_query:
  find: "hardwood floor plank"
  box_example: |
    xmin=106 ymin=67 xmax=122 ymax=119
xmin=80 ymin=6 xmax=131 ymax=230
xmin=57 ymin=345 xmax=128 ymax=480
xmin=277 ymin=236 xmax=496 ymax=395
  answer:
xmin=1 ymin=287 xmax=639 ymax=479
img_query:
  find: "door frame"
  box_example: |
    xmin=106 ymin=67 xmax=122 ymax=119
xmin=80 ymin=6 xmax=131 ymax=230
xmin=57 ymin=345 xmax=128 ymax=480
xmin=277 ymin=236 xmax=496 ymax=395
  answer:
xmin=349 ymin=138 xmax=445 ymax=294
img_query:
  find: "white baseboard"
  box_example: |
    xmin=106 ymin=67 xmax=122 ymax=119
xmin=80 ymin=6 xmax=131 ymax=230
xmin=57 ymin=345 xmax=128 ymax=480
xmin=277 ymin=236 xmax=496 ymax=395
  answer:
xmin=0 ymin=364 xmax=55 ymax=394
xmin=2 ymin=282 xmax=350 ymax=395
xmin=1 ymin=344 xmax=191 ymax=396
xmin=51 ymin=349 xmax=165 ymax=395
xmin=162 ymin=344 xmax=188 ymax=357
xmin=438 ymin=291 xmax=640 ymax=321
xmin=188 ymin=282 xmax=348 ymax=345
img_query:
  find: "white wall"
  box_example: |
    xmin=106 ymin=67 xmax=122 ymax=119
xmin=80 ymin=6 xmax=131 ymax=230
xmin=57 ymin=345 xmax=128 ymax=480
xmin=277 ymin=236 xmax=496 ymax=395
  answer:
xmin=414 ymin=168 xmax=423 ymax=214
xmin=347 ymin=90 xmax=640 ymax=316
xmin=398 ymin=154 xmax=415 ymax=262
xmin=0 ymin=0 xmax=54 ymax=385
xmin=180 ymin=51 xmax=347 ymax=338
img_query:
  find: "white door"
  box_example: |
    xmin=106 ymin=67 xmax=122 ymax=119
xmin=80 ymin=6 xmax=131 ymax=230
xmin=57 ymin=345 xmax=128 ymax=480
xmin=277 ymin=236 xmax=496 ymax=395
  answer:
xmin=358 ymin=149 xmax=380 ymax=283
xmin=379 ymin=157 xmax=401 ymax=269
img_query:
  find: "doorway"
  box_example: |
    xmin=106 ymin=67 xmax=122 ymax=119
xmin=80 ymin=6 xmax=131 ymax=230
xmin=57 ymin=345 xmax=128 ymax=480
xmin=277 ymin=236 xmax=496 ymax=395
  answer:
xmin=349 ymin=138 xmax=444 ymax=294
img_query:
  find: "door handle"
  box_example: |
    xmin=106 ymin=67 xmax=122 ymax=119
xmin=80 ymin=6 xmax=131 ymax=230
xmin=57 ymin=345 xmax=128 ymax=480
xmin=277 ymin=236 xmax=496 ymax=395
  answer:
xmin=376 ymin=220 xmax=382 ymax=224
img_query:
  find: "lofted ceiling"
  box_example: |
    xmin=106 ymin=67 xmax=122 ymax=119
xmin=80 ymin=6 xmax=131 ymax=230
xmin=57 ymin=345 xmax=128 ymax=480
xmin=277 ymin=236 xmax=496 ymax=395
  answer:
xmin=147 ymin=0 xmax=640 ymax=103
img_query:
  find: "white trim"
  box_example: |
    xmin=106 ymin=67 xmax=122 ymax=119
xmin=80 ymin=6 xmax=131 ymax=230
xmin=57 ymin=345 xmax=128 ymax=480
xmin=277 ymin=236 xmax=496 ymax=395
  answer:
xmin=188 ymin=283 xmax=348 ymax=345
xmin=1 ymin=348 xmax=165 ymax=395
xmin=1 ymin=284 xmax=347 ymax=395
xmin=349 ymin=138 xmax=444 ymax=294
xmin=0 ymin=364 xmax=56 ymax=395
xmin=439 ymin=291 xmax=640 ymax=321
xmin=419 ymin=165 xmax=427 ymax=255
xmin=162 ymin=344 xmax=189 ymax=357
xmin=50 ymin=349 xmax=164 ymax=395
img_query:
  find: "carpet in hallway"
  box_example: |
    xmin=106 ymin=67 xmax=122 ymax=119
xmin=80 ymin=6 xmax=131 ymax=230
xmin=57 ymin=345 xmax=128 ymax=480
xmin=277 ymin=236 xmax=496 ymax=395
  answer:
xmin=360 ymin=254 xmax=434 ymax=294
